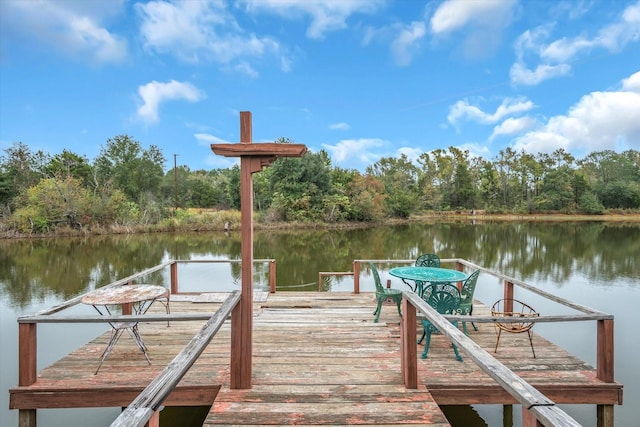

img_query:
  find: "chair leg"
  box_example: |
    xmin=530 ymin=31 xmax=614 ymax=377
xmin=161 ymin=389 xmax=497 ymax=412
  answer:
xmin=451 ymin=343 xmax=463 ymax=362
xmin=494 ymin=328 xmax=502 ymax=353
xmin=527 ymin=330 xmax=536 ymax=358
xmin=462 ymin=321 xmax=469 ymax=336
xmin=421 ymin=329 xmax=432 ymax=359
xmin=417 ymin=329 xmax=426 ymax=344
xmin=394 ymin=297 xmax=402 ymax=317
xmin=467 ymin=307 xmax=479 ymax=332
xmin=373 ymin=298 xmax=383 ymax=323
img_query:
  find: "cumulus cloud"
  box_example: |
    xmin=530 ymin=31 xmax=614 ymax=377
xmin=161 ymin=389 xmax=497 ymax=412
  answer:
xmin=511 ymin=2 xmax=640 ymax=86
xmin=329 ymin=122 xmax=351 ymax=131
xmin=322 ymin=138 xmax=385 ymax=165
xmin=396 ymin=146 xmax=423 ymax=163
xmin=136 ymin=80 xmax=206 ymax=124
xmin=512 ymin=72 xmax=640 ymax=155
xmin=1 ymin=0 xmax=127 ymax=64
xmin=490 ymin=116 xmax=539 ymax=141
xmin=622 ymin=70 xmax=640 ymax=92
xmin=137 ymin=0 xmax=285 ymax=73
xmin=240 ymin=0 xmax=385 ymax=39
xmin=448 ymin=97 xmax=535 ymax=126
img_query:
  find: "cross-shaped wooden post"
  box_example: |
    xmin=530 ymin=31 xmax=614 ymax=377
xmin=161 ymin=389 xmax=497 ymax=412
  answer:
xmin=211 ymin=111 xmax=307 ymax=389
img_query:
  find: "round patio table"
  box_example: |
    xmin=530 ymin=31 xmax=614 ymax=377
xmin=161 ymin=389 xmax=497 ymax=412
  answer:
xmin=389 ymin=266 xmax=469 ymax=297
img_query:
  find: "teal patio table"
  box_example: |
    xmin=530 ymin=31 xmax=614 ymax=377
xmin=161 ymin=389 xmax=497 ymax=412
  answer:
xmin=389 ymin=266 xmax=469 ymax=297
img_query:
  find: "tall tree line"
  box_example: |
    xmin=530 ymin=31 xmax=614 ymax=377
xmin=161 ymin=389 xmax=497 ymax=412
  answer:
xmin=1 ymin=135 xmax=639 ymax=233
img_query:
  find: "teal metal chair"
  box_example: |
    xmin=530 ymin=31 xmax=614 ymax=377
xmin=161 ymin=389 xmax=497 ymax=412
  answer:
xmin=417 ymin=282 xmax=463 ymax=361
xmin=370 ymin=262 xmax=403 ymax=323
xmin=415 ymin=253 xmax=441 ymax=267
xmin=458 ymin=269 xmax=480 ymax=335
xmin=412 ymin=253 xmax=441 ymax=296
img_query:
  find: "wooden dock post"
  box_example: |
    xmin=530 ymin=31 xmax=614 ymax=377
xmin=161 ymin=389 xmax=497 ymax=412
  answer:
xmin=211 ymin=112 xmax=306 ymax=389
xmin=400 ymin=297 xmax=417 ymax=389
xmin=18 ymin=322 xmax=37 ymax=427
xmin=597 ymin=318 xmax=615 ymax=427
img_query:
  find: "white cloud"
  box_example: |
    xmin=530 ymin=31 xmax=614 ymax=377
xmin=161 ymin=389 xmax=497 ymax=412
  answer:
xmin=490 ymin=117 xmax=538 ymax=141
xmin=396 ymin=146 xmax=423 ymax=163
xmin=511 ymin=2 xmax=640 ymax=86
xmin=240 ymin=0 xmax=386 ymax=39
xmin=622 ymin=70 xmax=640 ymax=92
xmin=321 ymin=138 xmax=385 ymax=164
xmin=448 ymin=97 xmax=535 ymax=126
xmin=329 ymin=122 xmax=351 ymax=131
xmin=136 ymin=80 xmax=206 ymax=124
xmin=137 ymin=0 xmax=285 ymax=72
xmin=194 ymin=133 xmax=232 ymax=146
xmin=509 ymin=62 xmax=571 ymax=86
xmin=513 ymin=73 xmax=640 ymax=155
xmin=1 ymin=0 xmax=127 ymax=64
xmin=195 ymin=133 xmax=237 ymax=168
xmin=390 ymin=21 xmax=426 ymax=66
xmin=430 ymin=0 xmax=516 ymax=34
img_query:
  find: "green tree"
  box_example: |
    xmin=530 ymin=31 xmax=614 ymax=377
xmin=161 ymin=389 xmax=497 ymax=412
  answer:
xmin=448 ymin=147 xmax=476 ymax=210
xmin=43 ymin=149 xmax=93 ymax=185
xmin=12 ymin=177 xmax=92 ymax=232
xmin=367 ymin=154 xmax=419 ymax=218
xmin=0 ymin=142 xmax=47 ymax=208
xmin=93 ymin=135 xmax=166 ymax=204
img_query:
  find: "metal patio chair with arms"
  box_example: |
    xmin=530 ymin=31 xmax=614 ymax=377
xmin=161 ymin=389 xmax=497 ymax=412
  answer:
xmin=370 ymin=262 xmax=403 ymax=323
xmin=417 ymin=282 xmax=463 ymax=361
xmin=457 ymin=269 xmax=480 ymax=335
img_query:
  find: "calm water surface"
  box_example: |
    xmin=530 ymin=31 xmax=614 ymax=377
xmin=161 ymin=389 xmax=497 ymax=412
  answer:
xmin=1 ymin=222 xmax=638 ymax=427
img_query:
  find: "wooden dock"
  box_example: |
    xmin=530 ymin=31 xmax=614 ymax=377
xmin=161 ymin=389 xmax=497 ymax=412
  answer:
xmin=10 ymin=291 xmax=622 ymax=426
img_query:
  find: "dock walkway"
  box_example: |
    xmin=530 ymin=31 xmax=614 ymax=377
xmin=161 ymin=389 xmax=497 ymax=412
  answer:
xmin=10 ymin=291 xmax=622 ymax=426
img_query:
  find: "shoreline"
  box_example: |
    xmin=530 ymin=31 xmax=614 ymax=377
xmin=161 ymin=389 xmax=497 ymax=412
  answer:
xmin=1 ymin=211 xmax=639 ymax=240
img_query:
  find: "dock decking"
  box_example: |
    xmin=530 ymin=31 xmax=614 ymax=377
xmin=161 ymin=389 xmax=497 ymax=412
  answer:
xmin=10 ymin=291 xmax=622 ymax=426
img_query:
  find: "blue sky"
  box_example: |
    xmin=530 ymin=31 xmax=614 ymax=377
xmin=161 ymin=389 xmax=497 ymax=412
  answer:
xmin=1 ymin=0 xmax=639 ymax=173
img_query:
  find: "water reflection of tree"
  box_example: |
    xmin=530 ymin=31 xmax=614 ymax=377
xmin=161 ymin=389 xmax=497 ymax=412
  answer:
xmin=1 ymin=223 xmax=638 ymax=307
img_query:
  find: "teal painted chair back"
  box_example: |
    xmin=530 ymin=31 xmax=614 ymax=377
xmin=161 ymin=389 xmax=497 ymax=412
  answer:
xmin=415 ymin=253 xmax=441 ymax=268
xmin=370 ymin=261 xmax=385 ymax=293
xmin=423 ymin=282 xmax=460 ymax=315
xmin=419 ymin=282 xmax=462 ymax=361
xmin=369 ymin=262 xmax=403 ymax=323
xmin=459 ymin=269 xmax=480 ymax=335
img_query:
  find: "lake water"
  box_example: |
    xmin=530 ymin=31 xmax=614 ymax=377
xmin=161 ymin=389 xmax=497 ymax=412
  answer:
xmin=1 ymin=222 xmax=638 ymax=427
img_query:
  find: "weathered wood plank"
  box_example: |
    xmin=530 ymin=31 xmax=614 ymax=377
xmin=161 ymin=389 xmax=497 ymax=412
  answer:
xmin=9 ymin=292 xmax=623 ymax=427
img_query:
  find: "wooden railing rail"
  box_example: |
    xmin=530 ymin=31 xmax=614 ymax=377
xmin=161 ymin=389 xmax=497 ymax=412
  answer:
xmin=401 ymin=292 xmax=582 ymax=427
xmin=110 ymin=291 xmax=241 ymax=427
xmin=32 ymin=262 xmax=175 ymax=317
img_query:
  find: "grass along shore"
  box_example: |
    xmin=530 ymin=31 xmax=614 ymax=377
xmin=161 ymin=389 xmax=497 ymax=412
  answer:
xmin=1 ymin=209 xmax=639 ymax=240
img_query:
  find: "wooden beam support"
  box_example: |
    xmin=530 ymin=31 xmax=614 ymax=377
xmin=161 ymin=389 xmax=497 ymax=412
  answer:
xmin=215 ymin=111 xmax=307 ymax=390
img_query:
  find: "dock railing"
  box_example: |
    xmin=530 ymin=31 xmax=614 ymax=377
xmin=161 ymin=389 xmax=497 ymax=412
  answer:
xmin=351 ymin=258 xmax=616 ymax=427
xmin=110 ymin=291 xmax=240 ymax=427
xmin=14 ymin=259 xmax=273 ymax=427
